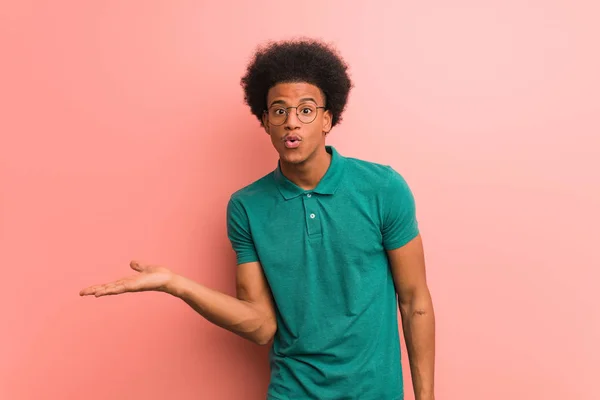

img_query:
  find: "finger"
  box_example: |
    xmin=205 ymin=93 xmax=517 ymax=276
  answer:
xmin=95 ymin=283 xmax=128 ymax=297
xmin=80 ymin=279 xmax=126 ymax=296
xmin=80 ymin=284 xmax=104 ymax=296
xmin=130 ymin=260 xmax=144 ymax=272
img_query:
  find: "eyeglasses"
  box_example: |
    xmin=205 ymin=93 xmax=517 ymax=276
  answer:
xmin=264 ymin=103 xmax=326 ymax=126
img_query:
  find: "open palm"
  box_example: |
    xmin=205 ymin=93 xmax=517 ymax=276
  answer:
xmin=79 ymin=261 xmax=174 ymax=297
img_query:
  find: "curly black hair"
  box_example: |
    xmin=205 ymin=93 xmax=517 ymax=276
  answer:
xmin=240 ymin=38 xmax=353 ymax=127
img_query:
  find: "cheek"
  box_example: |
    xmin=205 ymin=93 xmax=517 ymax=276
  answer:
xmin=268 ymin=127 xmax=284 ymax=144
xmin=269 ymin=125 xmax=281 ymax=136
xmin=312 ymin=122 xmax=327 ymax=138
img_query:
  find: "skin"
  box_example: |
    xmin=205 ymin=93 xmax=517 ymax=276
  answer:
xmin=388 ymin=234 xmax=436 ymax=400
xmin=79 ymin=81 xmax=435 ymax=399
xmin=262 ymin=82 xmax=333 ymax=190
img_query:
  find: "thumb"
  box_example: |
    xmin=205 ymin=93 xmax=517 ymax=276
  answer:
xmin=130 ymin=260 xmax=145 ymax=272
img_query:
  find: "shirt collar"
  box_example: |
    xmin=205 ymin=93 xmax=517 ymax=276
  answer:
xmin=274 ymin=146 xmax=346 ymax=200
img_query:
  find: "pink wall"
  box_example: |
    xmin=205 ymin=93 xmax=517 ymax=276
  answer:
xmin=2 ymin=1 xmax=599 ymax=399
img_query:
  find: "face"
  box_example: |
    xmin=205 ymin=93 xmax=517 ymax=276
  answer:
xmin=262 ymin=82 xmax=332 ymax=166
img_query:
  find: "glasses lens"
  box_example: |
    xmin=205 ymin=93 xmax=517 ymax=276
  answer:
xmin=268 ymin=107 xmax=287 ymax=125
xmin=297 ymin=103 xmax=317 ymax=124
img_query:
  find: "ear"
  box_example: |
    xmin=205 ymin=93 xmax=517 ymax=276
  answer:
xmin=262 ymin=111 xmax=270 ymax=135
xmin=323 ymin=110 xmax=333 ymax=135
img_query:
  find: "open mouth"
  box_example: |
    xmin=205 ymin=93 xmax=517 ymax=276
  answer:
xmin=283 ymin=136 xmax=301 ymax=149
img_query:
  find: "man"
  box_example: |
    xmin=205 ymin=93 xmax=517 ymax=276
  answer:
xmin=80 ymin=39 xmax=435 ymax=400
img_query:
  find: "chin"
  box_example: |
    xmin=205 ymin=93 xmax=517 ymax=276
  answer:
xmin=275 ymin=146 xmax=307 ymax=165
xmin=280 ymin=151 xmax=307 ymax=165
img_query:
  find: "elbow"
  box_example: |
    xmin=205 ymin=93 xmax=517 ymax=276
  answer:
xmin=253 ymin=325 xmax=276 ymax=346
xmin=254 ymin=334 xmax=274 ymax=346
xmin=398 ymin=287 xmax=433 ymax=316
xmin=250 ymin=317 xmax=277 ymax=346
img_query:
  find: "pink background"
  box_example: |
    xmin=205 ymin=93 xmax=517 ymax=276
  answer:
xmin=1 ymin=1 xmax=599 ymax=399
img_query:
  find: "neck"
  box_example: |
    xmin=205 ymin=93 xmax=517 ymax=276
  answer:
xmin=280 ymin=146 xmax=331 ymax=191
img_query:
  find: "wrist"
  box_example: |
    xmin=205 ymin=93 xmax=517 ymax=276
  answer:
xmin=163 ymin=273 xmax=184 ymax=297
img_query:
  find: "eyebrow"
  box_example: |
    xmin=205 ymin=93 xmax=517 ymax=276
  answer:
xmin=268 ymin=97 xmax=318 ymax=108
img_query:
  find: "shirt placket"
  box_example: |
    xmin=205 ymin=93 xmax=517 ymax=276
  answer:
xmin=302 ymin=192 xmax=321 ymax=236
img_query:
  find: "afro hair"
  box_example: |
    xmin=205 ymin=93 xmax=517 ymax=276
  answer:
xmin=240 ymin=38 xmax=353 ymax=128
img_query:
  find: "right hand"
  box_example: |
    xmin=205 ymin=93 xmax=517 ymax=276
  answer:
xmin=79 ymin=261 xmax=175 ymax=298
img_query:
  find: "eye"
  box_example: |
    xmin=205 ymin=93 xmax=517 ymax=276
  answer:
xmin=273 ymin=108 xmax=286 ymax=115
xmin=301 ymin=107 xmax=313 ymax=115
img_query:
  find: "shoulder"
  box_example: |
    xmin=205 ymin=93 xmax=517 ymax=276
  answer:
xmin=229 ymin=170 xmax=278 ymax=206
xmin=342 ymin=155 xmax=404 ymax=190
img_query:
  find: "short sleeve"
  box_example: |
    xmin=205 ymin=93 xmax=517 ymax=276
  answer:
xmin=227 ymin=197 xmax=259 ymax=265
xmin=381 ymin=167 xmax=420 ymax=250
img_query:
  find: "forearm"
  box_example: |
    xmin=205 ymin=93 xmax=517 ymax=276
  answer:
xmin=166 ymin=274 xmax=275 ymax=345
xmin=399 ymin=291 xmax=436 ymax=400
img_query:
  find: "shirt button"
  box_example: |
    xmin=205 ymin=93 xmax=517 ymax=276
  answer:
xmin=310 ymin=213 xmax=316 ymax=219
xmin=307 ymin=193 xmax=312 ymax=198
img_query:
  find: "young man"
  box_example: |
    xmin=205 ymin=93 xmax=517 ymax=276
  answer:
xmin=80 ymin=39 xmax=435 ymax=400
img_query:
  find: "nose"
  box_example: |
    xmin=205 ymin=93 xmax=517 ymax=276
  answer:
xmin=284 ymin=108 xmax=301 ymax=130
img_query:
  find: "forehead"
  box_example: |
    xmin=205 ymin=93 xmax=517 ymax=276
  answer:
xmin=267 ymin=82 xmax=324 ymax=106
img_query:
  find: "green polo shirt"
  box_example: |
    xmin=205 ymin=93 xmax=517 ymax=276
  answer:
xmin=227 ymin=146 xmax=419 ymax=400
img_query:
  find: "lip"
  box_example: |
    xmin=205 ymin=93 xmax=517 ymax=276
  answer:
xmin=282 ymin=135 xmax=301 ymax=142
xmin=282 ymin=135 xmax=302 ymax=149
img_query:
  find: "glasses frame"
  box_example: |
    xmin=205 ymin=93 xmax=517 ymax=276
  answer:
xmin=263 ymin=103 xmax=326 ymax=126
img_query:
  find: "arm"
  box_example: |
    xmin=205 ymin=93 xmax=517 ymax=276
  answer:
xmin=79 ymin=197 xmax=278 ymax=346
xmin=79 ymin=260 xmax=277 ymax=346
xmin=379 ymin=168 xmax=435 ymax=400
xmin=388 ymin=235 xmax=435 ymax=400
xmin=168 ymin=261 xmax=277 ymax=345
